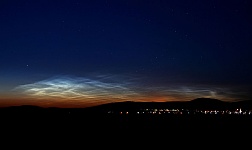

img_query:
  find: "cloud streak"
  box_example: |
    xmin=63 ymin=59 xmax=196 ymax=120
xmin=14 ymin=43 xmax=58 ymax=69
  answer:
xmin=12 ymin=74 xmax=251 ymax=107
xmin=13 ymin=75 xmax=141 ymax=107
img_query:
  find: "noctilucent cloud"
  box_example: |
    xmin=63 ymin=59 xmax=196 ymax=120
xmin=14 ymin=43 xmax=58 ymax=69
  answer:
xmin=0 ymin=0 xmax=252 ymax=107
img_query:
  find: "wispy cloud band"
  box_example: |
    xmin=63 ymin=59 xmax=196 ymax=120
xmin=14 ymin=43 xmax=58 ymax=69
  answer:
xmin=12 ymin=75 xmax=251 ymax=107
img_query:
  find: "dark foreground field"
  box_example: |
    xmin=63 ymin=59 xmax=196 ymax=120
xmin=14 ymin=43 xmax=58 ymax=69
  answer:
xmin=0 ymin=106 xmax=251 ymax=146
xmin=1 ymin=107 xmax=251 ymax=130
xmin=1 ymin=99 xmax=252 ymax=144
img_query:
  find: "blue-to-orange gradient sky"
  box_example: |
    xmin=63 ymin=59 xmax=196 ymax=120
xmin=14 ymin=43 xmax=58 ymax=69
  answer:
xmin=0 ymin=0 xmax=252 ymax=108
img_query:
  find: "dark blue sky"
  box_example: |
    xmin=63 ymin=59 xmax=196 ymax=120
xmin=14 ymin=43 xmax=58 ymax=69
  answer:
xmin=0 ymin=0 xmax=252 ymax=107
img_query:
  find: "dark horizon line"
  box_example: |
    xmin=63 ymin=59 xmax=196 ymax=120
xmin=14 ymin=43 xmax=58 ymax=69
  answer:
xmin=1 ymin=97 xmax=252 ymax=109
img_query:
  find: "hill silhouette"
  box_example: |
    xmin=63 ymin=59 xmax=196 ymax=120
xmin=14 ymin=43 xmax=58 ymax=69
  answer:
xmin=0 ymin=98 xmax=252 ymax=139
xmin=1 ymin=98 xmax=252 ymax=115
xmin=1 ymin=98 xmax=252 ymax=132
xmin=88 ymin=98 xmax=251 ymax=112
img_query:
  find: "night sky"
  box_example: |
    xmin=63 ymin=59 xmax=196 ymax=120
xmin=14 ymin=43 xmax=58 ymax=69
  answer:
xmin=0 ymin=0 xmax=252 ymax=108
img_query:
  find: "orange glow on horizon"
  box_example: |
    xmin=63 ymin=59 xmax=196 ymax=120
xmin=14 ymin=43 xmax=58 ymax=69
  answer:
xmin=0 ymin=94 xmax=188 ymax=108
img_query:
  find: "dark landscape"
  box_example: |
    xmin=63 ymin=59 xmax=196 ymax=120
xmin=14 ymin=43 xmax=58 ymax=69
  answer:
xmin=1 ymin=100 xmax=251 ymax=146
xmin=1 ymin=98 xmax=252 ymax=133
